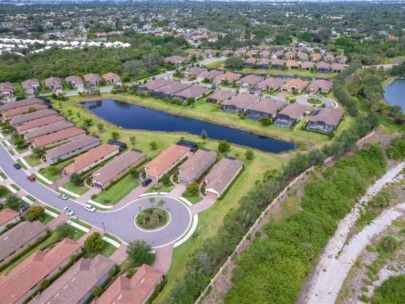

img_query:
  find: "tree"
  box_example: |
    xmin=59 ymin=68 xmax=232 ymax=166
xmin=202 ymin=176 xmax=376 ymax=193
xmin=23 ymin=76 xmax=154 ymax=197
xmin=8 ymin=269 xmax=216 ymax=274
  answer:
xmin=70 ymin=173 xmax=83 ymax=186
xmin=161 ymin=173 xmax=171 ymax=186
xmin=111 ymin=131 xmax=120 ymax=140
xmin=48 ymin=166 xmax=60 ymax=176
xmin=149 ymin=197 xmax=156 ymax=208
xmin=55 ymin=223 xmax=72 ymax=239
xmin=186 ymin=182 xmax=199 ymax=197
xmin=83 ymin=118 xmax=93 ymax=127
xmin=157 ymin=199 xmax=166 ymax=209
xmin=153 ymin=208 xmax=163 ymax=224
xmin=259 ymin=116 xmax=272 ymax=126
xmin=97 ymin=123 xmax=104 ymax=132
xmin=32 ymin=147 xmax=45 ymax=159
xmin=84 ymin=232 xmax=104 ymax=258
xmin=5 ymin=195 xmax=23 ymax=210
xmin=0 ymin=185 xmax=7 ymax=197
xmin=24 ymin=206 xmax=44 ymax=221
xmin=225 ymin=57 xmax=244 ymax=70
xmin=126 ymin=240 xmax=155 ymax=266
xmin=200 ymin=130 xmax=208 ymax=140
xmin=245 ymin=150 xmax=254 ymax=160
xmin=130 ymin=136 xmax=136 ymax=146
xmin=150 ymin=141 xmax=158 ymax=150
xmin=218 ymin=140 xmax=231 ymax=153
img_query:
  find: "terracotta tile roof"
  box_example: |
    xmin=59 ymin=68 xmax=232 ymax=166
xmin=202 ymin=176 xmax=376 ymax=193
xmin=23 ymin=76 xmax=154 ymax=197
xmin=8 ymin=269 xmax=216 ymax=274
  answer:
xmin=308 ymin=108 xmax=345 ymax=127
xmin=286 ymin=60 xmax=299 ymax=68
xmin=83 ymin=73 xmax=100 ymax=83
xmin=145 ymin=144 xmax=190 ymax=177
xmin=2 ymin=103 xmax=48 ymax=119
xmin=0 ymin=82 xmax=15 ymax=93
xmin=178 ymin=149 xmax=217 ymax=182
xmin=301 ymin=61 xmax=314 ymax=69
xmin=33 ymin=127 xmax=86 ymax=148
xmin=0 ymin=238 xmax=80 ymax=304
xmin=0 ymin=208 xmax=19 ymax=227
xmin=0 ymin=221 xmax=47 ymax=262
xmin=214 ymin=72 xmax=241 ymax=82
xmin=164 ymin=55 xmax=187 ymax=64
xmin=16 ymin=115 xmax=65 ymax=132
xmin=154 ymin=82 xmax=192 ymax=95
xmin=185 ymin=67 xmax=207 ymax=76
xmin=281 ymin=79 xmax=309 ymax=91
xmin=204 ymin=158 xmax=243 ymax=196
xmin=244 ymin=57 xmax=256 ymax=64
xmin=45 ymin=77 xmax=62 ymax=89
xmin=248 ymin=98 xmax=286 ymax=116
xmin=278 ymin=103 xmax=313 ymax=120
xmin=92 ymin=149 xmax=145 ymax=185
xmin=309 ymin=79 xmax=334 ymax=92
xmin=256 ymin=58 xmax=269 ymax=66
xmin=102 ymin=72 xmax=121 ymax=81
xmin=174 ymin=86 xmax=210 ymax=99
xmin=65 ymin=76 xmax=83 ymax=85
xmin=208 ymin=90 xmax=235 ymax=101
xmin=25 ymin=120 xmax=74 ymax=140
xmin=271 ymin=59 xmax=285 ymax=66
xmin=0 ymin=98 xmax=42 ymax=112
xmin=64 ymin=143 xmax=120 ymax=174
xmin=30 ymin=255 xmax=114 ymax=304
xmin=222 ymin=93 xmax=260 ymax=109
xmin=10 ymin=108 xmax=57 ymax=126
xmin=94 ymin=264 xmax=163 ymax=304
xmin=257 ymin=77 xmax=285 ymax=90
xmin=238 ymin=75 xmax=264 ymax=85
xmin=316 ymin=61 xmax=330 ymax=70
xmin=140 ymin=79 xmax=175 ymax=91
xmin=22 ymin=79 xmax=40 ymax=91
xmin=45 ymin=135 xmax=100 ymax=160
xmin=198 ymin=70 xmax=224 ymax=79
xmin=310 ymin=53 xmax=322 ymax=61
xmin=331 ymin=63 xmax=346 ymax=71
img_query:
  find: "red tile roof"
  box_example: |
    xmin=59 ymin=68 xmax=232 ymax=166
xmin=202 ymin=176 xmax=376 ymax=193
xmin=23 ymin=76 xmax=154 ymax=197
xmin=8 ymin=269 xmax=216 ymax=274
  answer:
xmin=33 ymin=127 xmax=86 ymax=148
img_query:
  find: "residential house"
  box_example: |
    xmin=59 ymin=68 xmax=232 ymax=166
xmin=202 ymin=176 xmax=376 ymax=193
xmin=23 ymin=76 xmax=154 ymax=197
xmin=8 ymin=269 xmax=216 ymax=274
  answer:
xmin=1 ymin=103 xmax=48 ymax=120
xmin=93 ymin=264 xmax=163 ymax=304
xmin=0 ymin=208 xmax=19 ymax=232
xmin=286 ymin=60 xmax=299 ymax=70
xmin=204 ymin=158 xmax=243 ymax=198
xmin=30 ymin=255 xmax=115 ymax=304
xmin=285 ymin=51 xmax=296 ymax=59
xmin=178 ymin=149 xmax=217 ymax=185
xmin=271 ymin=59 xmax=285 ymax=69
xmin=65 ymin=76 xmax=84 ymax=92
xmin=221 ymin=93 xmax=260 ymax=113
xmin=0 ymin=82 xmax=15 ymax=101
xmin=336 ymin=55 xmax=348 ymax=64
xmin=136 ymin=79 xmax=175 ymax=92
xmin=247 ymin=49 xmax=259 ymax=57
xmin=22 ymin=79 xmax=40 ymax=96
xmin=0 ymin=98 xmax=42 ymax=113
xmin=244 ymin=57 xmax=256 ymax=68
xmin=0 ymin=221 xmax=48 ymax=264
xmin=10 ymin=108 xmax=57 ymax=127
xmin=45 ymin=77 xmax=62 ymax=91
xmin=204 ymin=49 xmax=216 ymax=58
xmin=16 ymin=115 xmax=65 ymax=133
xmin=256 ymin=58 xmax=269 ymax=69
xmin=164 ymin=55 xmax=187 ymax=65
xmin=272 ymin=50 xmax=283 ymax=59
xmin=45 ymin=135 xmax=100 ymax=164
xmin=236 ymin=75 xmax=264 ymax=89
xmin=331 ymin=63 xmax=346 ymax=73
xmin=32 ymin=127 xmax=86 ymax=148
xmin=92 ymin=149 xmax=145 ymax=189
xmin=324 ymin=54 xmax=336 ymax=63
xmin=306 ymin=108 xmax=345 ymax=133
xmin=281 ymin=79 xmax=309 ymax=93
xmin=257 ymin=77 xmax=285 ymax=91
xmin=259 ymin=50 xmax=271 ymax=58
xmin=172 ymin=86 xmax=210 ymax=102
xmin=316 ymin=61 xmax=330 ymax=73
xmin=245 ymin=98 xmax=286 ymax=119
xmin=152 ymin=82 xmax=192 ymax=99
xmin=0 ymin=238 xmax=81 ymax=304
xmin=144 ymin=144 xmax=191 ymax=180
xmin=83 ymin=73 xmax=101 ymax=87
xmin=184 ymin=67 xmax=207 ymax=79
xmin=310 ymin=53 xmax=322 ymax=62
xmin=308 ymin=79 xmax=334 ymax=94
xmin=213 ymin=72 xmax=241 ymax=85
xmin=235 ymin=48 xmax=247 ymax=57
xmin=207 ymin=90 xmax=235 ymax=103
xmin=64 ymin=143 xmax=120 ymax=175
xmin=102 ymin=72 xmax=122 ymax=86
xmin=221 ymin=49 xmax=234 ymax=57
xmin=197 ymin=70 xmax=224 ymax=82
xmin=298 ymin=52 xmax=309 ymax=61
xmin=24 ymin=120 xmax=74 ymax=141
xmin=301 ymin=61 xmax=314 ymax=71
xmin=274 ymin=103 xmax=313 ymax=127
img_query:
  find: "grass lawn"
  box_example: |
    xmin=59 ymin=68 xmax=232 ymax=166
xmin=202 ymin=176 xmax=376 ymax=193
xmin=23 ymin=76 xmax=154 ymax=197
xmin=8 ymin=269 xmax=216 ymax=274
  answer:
xmin=70 ymin=218 xmax=92 ymax=229
xmin=182 ymin=192 xmax=203 ymax=204
xmin=17 ymin=159 xmax=27 ymax=170
xmin=11 ymin=184 xmax=20 ymax=191
xmin=68 ymin=226 xmax=86 ymax=241
xmin=0 ymin=172 xmax=7 ymax=179
xmin=0 ymin=187 xmax=12 ymax=199
xmin=38 ymin=157 xmax=74 ymax=182
xmin=93 ymin=174 xmax=141 ymax=205
xmin=101 ymin=241 xmax=117 ymax=257
xmin=63 ymin=180 xmax=89 ymax=196
xmin=38 ymin=213 xmax=54 ymax=224
xmin=146 ymin=181 xmax=174 ymax=194
xmin=45 ymin=206 xmax=61 ymax=215
xmin=23 ymin=155 xmax=42 ymax=167
xmin=237 ymin=67 xmax=336 ymax=79
xmin=104 ymin=233 xmax=122 ymax=244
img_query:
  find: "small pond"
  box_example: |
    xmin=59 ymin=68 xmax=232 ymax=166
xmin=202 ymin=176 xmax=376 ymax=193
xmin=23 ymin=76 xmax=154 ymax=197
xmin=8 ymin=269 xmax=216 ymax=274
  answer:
xmin=384 ymin=78 xmax=405 ymax=111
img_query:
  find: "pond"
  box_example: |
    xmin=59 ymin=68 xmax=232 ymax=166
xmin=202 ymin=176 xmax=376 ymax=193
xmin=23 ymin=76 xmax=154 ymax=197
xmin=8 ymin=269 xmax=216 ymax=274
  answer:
xmin=82 ymin=100 xmax=297 ymax=153
xmin=384 ymin=78 xmax=405 ymax=111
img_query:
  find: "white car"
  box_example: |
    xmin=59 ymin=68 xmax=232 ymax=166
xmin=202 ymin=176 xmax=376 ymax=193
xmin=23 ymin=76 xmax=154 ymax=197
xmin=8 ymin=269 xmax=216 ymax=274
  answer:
xmin=84 ymin=204 xmax=96 ymax=213
xmin=58 ymin=193 xmax=69 ymax=200
xmin=63 ymin=207 xmax=74 ymax=216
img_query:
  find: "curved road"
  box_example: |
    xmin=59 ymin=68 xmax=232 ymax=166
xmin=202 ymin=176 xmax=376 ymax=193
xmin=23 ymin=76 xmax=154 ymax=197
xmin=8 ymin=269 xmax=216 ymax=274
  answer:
xmin=0 ymin=144 xmax=191 ymax=248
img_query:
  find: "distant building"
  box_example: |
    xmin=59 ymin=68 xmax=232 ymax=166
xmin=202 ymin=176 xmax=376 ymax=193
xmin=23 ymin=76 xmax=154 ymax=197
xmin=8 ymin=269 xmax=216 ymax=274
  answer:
xmin=45 ymin=77 xmax=62 ymax=91
xmin=306 ymin=108 xmax=345 ymax=133
xmin=102 ymin=72 xmax=122 ymax=86
xmin=178 ymin=149 xmax=217 ymax=184
xmin=22 ymin=79 xmax=40 ymax=96
xmin=274 ymin=103 xmax=313 ymax=127
xmin=245 ymin=97 xmax=286 ymax=119
xmin=221 ymin=93 xmax=260 ymax=113
xmin=207 ymin=90 xmax=235 ymax=103
xmin=83 ymin=73 xmax=101 ymax=87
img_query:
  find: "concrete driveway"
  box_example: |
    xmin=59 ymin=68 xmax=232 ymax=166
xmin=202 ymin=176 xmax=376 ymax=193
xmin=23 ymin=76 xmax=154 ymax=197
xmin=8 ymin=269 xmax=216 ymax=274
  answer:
xmin=0 ymin=143 xmax=192 ymax=248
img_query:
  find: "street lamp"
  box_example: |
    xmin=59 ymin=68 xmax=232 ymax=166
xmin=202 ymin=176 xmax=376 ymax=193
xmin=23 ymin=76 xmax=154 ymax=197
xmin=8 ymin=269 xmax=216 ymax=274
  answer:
xmin=102 ymin=222 xmax=106 ymax=234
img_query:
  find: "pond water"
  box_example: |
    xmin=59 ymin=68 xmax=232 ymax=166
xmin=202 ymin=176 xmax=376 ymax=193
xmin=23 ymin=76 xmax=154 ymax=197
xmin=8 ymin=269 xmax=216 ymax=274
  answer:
xmin=82 ymin=100 xmax=297 ymax=153
xmin=384 ymin=78 xmax=405 ymax=111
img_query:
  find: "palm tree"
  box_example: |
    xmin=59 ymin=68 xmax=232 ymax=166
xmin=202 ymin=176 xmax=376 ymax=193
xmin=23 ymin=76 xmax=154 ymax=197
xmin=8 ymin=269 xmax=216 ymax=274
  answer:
xmin=149 ymin=197 xmax=155 ymax=209
xmin=157 ymin=199 xmax=166 ymax=209
xmin=137 ymin=212 xmax=147 ymax=225
xmin=153 ymin=208 xmax=163 ymax=224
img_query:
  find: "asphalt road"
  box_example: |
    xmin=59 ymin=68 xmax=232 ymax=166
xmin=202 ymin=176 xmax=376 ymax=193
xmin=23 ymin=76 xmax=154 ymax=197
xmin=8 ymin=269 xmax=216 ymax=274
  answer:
xmin=0 ymin=143 xmax=191 ymax=247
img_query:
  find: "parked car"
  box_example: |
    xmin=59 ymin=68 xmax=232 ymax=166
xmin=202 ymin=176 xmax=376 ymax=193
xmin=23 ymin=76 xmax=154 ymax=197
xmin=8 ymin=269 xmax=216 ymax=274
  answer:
xmin=18 ymin=204 xmax=29 ymax=214
xmin=27 ymin=175 xmax=36 ymax=182
xmin=63 ymin=207 xmax=74 ymax=216
xmin=84 ymin=204 xmax=96 ymax=213
xmin=13 ymin=163 xmax=21 ymax=169
xmin=58 ymin=193 xmax=69 ymax=200
xmin=142 ymin=178 xmax=152 ymax=187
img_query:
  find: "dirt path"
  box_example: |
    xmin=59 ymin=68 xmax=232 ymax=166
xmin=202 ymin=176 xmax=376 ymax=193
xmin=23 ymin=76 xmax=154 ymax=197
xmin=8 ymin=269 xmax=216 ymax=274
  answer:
xmin=304 ymin=202 xmax=405 ymax=304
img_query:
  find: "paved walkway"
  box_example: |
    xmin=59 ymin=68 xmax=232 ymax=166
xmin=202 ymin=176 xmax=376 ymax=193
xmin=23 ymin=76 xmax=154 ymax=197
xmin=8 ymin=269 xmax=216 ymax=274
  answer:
xmin=167 ymin=184 xmax=186 ymax=199
xmin=189 ymin=195 xmax=217 ymax=215
xmin=50 ymin=174 xmax=70 ymax=190
xmin=77 ymin=187 xmax=101 ymax=204
xmin=154 ymin=243 xmax=174 ymax=274
xmin=111 ymin=180 xmax=157 ymax=210
xmin=26 ymin=162 xmax=48 ymax=175
xmin=14 ymin=150 xmax=32 ymax=160
xmin=110 ymin=243 xmax=128 ymax=264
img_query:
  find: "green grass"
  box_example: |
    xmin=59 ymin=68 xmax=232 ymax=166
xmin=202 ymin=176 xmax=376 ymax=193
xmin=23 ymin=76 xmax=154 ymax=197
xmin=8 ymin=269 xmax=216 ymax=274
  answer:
xmin=45 ymin=206 xmax=61 ymax=215
xmin=67 ymin=226 xmax=86 ymax=241
xmin=104 ymin=233 xmax=122 ymax=244
xmin=38 ymin=158 xmax=75 ymax=182
xmin=25 ymin=195 xmax=37 ymax=202
xmin=17 ymin=159 xmax=27 ymax=170
xmin=93 ymin=174 xmax=141 ymax=205
xmin=0 ymin=172 xmax=7 ymax=179
xmin=70 ymin=218 xmax=92 ymax=229
xmin=146 ymin=182 xmax=174 ymax=194
xmin=63 ymin=181 xmax=89 ymax=195
xmin=237 ymin=67 xmax=336 ymax=79
xmin=182 ymin=192 xmax=203 ymax=204
xmin=101 ymin=241 xmax=118 ymax=257
xmin=11 ymin=184 xmax=20 ymax=191
xmin=38 ymin=213 xmax=54 ymax=224
xmin=0 ymin=187 xmax=12 ymax=199
xmin=23 ymin=155 xmax=42 ymax=167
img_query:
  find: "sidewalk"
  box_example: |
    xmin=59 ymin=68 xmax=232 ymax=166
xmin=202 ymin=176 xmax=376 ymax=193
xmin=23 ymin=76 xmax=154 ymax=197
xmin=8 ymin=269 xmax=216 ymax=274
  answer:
xmin=77 ymin=187 xmax=101 ymax=204
xmin=154 ymin=243 xmax=174 ymax=274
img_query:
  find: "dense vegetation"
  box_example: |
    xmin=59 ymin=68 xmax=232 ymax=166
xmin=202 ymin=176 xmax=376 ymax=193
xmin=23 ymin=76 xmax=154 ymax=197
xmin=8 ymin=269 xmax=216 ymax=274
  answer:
xmin=386 ymin=137 xmax=405 ymax=159
xmin=372 ymin=275 xmax=405 ymax=304
xmin=225 ymin=144 xmax=386 ymax=304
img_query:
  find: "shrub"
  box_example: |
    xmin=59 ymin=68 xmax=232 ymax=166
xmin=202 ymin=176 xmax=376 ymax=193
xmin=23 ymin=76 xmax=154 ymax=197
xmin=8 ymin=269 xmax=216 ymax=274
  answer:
xmin=83 ymin=232 xmax=104 ymax=258
xmin=24 ymin=206 xmax=45 ymax=222
xmin=218 ymin=140 xmax=230 ymax=153
xmin=126 ymin=240 xmax=155 ymax=266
